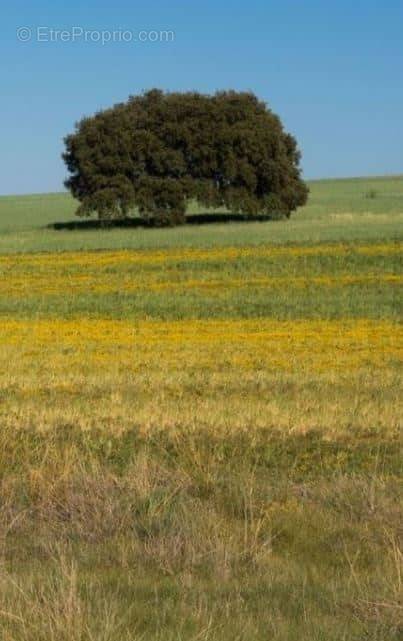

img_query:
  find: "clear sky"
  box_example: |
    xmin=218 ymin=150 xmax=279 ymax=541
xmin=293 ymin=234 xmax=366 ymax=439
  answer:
xmin=1 ymin=0 xmax=402 ymax=195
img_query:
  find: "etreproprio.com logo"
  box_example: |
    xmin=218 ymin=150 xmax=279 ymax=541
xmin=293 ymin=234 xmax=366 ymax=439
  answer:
xmin=16 ymin=26 xmax=175 ymax=45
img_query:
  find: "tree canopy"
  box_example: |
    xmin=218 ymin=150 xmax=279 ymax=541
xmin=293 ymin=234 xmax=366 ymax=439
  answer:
xmin=63 ymin=89 xmax=308 ymax=225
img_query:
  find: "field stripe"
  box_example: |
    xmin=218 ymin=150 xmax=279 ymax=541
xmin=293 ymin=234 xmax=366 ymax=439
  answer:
xmin=0 ymin=241 xmax=401 ymax=269
xmin=0 ymin=273 xmax=401 ymax=296
xmin=1 ymin=318 xmax=401 ymax=373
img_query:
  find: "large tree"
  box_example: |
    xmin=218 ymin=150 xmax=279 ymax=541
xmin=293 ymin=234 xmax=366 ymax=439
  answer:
xmin=63 ymin=90 xmax=308 ymax=225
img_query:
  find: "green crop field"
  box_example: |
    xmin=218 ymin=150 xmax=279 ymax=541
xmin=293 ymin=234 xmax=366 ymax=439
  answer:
xmin=0 ymin=176 xmax=402 ymax=640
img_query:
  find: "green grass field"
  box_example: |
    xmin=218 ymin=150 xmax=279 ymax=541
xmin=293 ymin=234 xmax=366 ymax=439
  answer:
xmin=0 ymin=175 xmax=402 ymax=253
xmin=0 ymin=176 xmax=402 ymax=640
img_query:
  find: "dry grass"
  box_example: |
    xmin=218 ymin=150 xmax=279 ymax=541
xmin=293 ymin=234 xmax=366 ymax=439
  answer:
xmin=0 ymin=427 xmax=401 ymax=639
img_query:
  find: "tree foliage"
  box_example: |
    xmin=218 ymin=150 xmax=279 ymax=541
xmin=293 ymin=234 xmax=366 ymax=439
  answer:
xmin=63 ymin=89 xmax=308 ymax=224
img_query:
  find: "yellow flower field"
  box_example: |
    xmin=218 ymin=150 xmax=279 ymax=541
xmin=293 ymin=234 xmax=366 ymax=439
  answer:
xmin=1 ymin=241 xmax=401 ymax=299
xmin=0 ymin=272 xmax=401 ymax=296
xmin=0 ymin=240 xmax=400 ymax=270
xmin=0 ymin=239 xmax=401 ymax=438
xmin=2 ymin=318 xmax=401 ymax=373
xmin=0 ymin=273 xmax=403 ymax=297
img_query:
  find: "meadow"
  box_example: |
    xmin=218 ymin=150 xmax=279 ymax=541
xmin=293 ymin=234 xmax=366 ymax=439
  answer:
xmin=0 ymin=176 xmax=401 ymax=640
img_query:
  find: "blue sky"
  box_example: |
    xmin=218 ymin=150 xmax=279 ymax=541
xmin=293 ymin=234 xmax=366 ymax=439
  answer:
xmin=1 ymin=0 xmax=402 ymax=195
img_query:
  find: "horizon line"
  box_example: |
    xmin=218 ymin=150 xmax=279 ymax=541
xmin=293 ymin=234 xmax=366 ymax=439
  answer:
xmin=0 ymin=172 xmax=402 ymax=199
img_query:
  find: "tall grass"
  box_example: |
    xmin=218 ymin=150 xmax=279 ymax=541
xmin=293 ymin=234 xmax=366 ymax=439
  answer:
xmin=0 ymin=424 xmax=401 ymax=640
